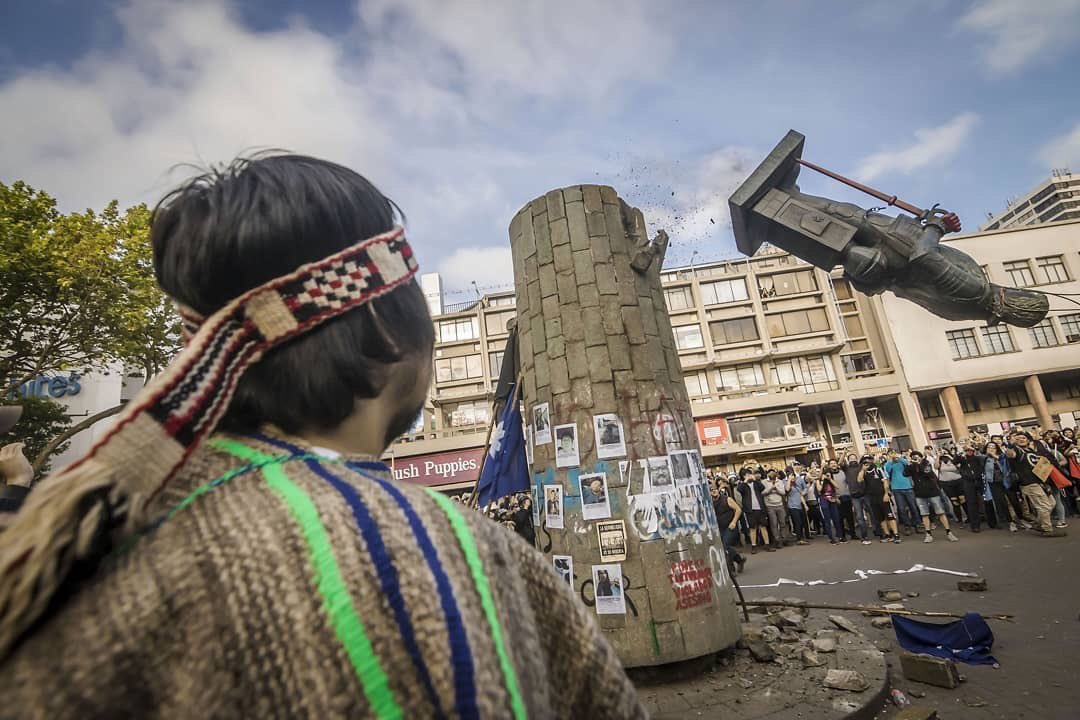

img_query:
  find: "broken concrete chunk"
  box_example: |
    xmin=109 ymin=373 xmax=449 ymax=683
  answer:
xmin=801 ymin=648 xmax=826 ymax=667
xmin=899 ymin=652 xmax=961 ymax=689
xmin=823 ymin=668 xmax=870 ymax=692
xmin=812 ymin=637 xmax=837 ymax=653
xmin=782 ymin=597 xmax=810 ymax=616
xmin=883 ymin=603 xmax=906 ymax=612
xmin=877 ymin=589 xmax=903 ymax=602
xmin=871 ymin=616 xmax=893 ymax=628
xmin=957 ymin=578 xmax=988 ymax=592
xmin=829 ymin=615 xmax=859 ymax=633
xmin=760 ymin=625 xmax=781 ymax=643
xmin=778 ymin=610 xmax=805 ymax=631
xmin=747 ymin=640 xmax=776 ymax=663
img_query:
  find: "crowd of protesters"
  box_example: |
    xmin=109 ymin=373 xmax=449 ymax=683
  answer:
xmin=709 ymin=427 xmax=1080 ymax=575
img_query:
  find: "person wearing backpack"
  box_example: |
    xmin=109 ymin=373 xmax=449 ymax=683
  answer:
xmin=905 ymin=451 xmax=959 ymax=543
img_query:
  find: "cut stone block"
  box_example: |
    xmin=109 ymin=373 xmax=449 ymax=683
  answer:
xmin=823 ymin=668 xmax=869 ymax=692
xmin=899 ymin=652 xmax=961 ymax=689
xmin=829 ymin=615 xmax=859 ymax=633
xmin=957 ymin=578 xmax=988 ymax=592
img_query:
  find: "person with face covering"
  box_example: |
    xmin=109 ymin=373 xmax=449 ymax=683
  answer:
xmin=0 ymin=156 xmax=645 ymax=719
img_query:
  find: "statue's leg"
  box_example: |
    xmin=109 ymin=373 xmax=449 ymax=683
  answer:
xmin=840 ymin=244 xmax=889 ymax=289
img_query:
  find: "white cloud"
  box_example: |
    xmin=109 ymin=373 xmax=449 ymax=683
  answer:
xmin=435 ymin=246 xmax=515 ymax=294
xmin=1039 ymin=123 xmax=1080 ymax=169
xmin=0 ymin=0 xmax=676 ymax=295
xmin=958 ymin=0 xmax=1080 ymax=72
xmin=853 ymin=113 xmax=979 ymax=182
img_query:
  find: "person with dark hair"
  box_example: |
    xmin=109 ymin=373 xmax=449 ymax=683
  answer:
xmin=0 ymin=155 xmax=645 ymax=718
xmin=906 ymin=451 xmax=959 ymax=543
xmin=710 ymin=478 xmax=746 ymax=574
xmin=957 ymin=446 xmax=987 ymax=532
xmin=1005 ymin=431 xmax=1061 ymax=536
xmin=823 ymin=458 xmax=854 ymax=542
xmin=738 ymin=467 xmax=774 ymax=554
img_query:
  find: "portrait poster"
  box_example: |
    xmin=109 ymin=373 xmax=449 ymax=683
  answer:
xmin=596 ymin=520 xmax=627 ymax=562
xmin=533 ymin=403 xmax=552 ymax=445
xmin=618 ymin=460 xmax=630 ymax=486
xmin=592 ymin=563 xmax=626 ymax=615
xmin=543 ymin=484 xmax=564 ymax=529
xmin=578 ymin=472 xmax=612 ymax=521
xmin=554 ymin=423 xmax=580 ymax=469
xmin=646 ymin=455 xmax=674 ymax=493
xmin=669 ymin=450 xmax=694 ymax=486
xmin=553 ymin=555 xmax=574 ymax=587
xmin=592 ymin=413 xmax=627 ymax=460
xmin=689 ymin=449 xmax=705 ymax=481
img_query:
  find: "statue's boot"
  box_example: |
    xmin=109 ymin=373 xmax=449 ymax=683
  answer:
xmin=990 ymin=285 xmax=1050 ymax=328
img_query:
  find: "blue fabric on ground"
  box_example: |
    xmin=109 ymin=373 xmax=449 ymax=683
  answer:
xmin=892 ymin=612 xmax=998 ymax=665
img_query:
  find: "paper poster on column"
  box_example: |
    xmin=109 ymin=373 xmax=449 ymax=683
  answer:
xmin=578 ymin=472 xmax=611 ymax=520
xmin=669 ymin=450 xmax=694 ymax=486
xmin=552 ymin=555 xmax=573 ymax=587
xmin=524 ymin=423 xmax=534 ymax=465
xmin=533 ymin=403 xmax=552 ymax=445
xmin=596 ymin=520 xmax=627 ymax=562
xmin=554 ymin=423 xmax=580 ymax=468
xmin=689 ymin=449 xmax=705 ymax=480
xmin=592 ymin=413 xmax=626 ymax=459
xmin=592 ymin=563 xmax=626 ymax=615
xmin=646 ymin=455 xmax=674 ymax=493
xmin=543 ymin=484 xmax=563 ymax=529
xmin=532 ymin=484 xmax=541 ymax=525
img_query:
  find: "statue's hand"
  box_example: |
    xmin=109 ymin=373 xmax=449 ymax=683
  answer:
xmin=941 ymin=212 xmax=961 ymax=233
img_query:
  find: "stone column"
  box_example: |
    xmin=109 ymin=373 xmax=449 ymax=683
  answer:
xmin=841 ymin=398 xmax=866 ymax=455
xmin=1024 ymin=375 xmax=1053 ymax=429
xmin=939 ymin=386 xmax=967 ymax=442
xmin=898 ymin=391 xmax=929 ymax=450
xmin=509 ymin=185 xmax=740 ymax=667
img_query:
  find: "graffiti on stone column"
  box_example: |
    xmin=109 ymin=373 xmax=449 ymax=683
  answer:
xmin=668 ymin=558 xmax=715 ymax=610
xmin=626 ymin=466 xmax=718 ymax=544
xmin=708 ymin=544 xmax=730 ymax=589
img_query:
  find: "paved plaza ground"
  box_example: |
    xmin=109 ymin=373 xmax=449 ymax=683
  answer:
xmin=634 ymin=524 xmax=1080 ymax=719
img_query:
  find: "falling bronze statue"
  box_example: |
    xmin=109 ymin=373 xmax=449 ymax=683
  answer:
xmin=729 ymin=130 xmax=1049 ymax=327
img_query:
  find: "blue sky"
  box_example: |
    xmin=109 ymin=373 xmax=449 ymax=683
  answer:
xmin=2 ymin=0 xmax=1079 ymax=300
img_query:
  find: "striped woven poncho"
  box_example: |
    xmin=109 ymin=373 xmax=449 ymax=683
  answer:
xmin=5 ymin=430 xmax=646 ymax=719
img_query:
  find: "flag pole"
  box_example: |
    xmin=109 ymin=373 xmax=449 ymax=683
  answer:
xmin=468 ymin=371 xmax=524 ymax=510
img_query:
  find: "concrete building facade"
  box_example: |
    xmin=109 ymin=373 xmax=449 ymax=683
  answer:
xmin=882 ymin=218 xmax=1080 ymax=445
xmin=981 ymin=170 xmax=1080 ymax=231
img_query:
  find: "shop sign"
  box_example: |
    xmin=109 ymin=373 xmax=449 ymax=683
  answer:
xmin=391 ymin=447 xmax=485 ymax=487
xmin=695 ymin=417 xmax=731 ymax=447
xmin=7 ymin=374 xmax=82 ymax=400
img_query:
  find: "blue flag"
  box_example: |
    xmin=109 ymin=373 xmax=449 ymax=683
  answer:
xmin=476 ymin=384 xmax=530 ymax=507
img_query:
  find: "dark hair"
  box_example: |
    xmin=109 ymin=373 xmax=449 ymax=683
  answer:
xmin=152 ymin=154 xmax=434 ymax=434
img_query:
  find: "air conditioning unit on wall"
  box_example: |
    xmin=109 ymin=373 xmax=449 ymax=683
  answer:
xmin=783 ymin=424 xmax=802 ymax=440
xmin=741 ymin=430 xmax=761 ymax=446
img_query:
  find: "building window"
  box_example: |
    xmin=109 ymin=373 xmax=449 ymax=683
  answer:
xmin=766 ymin=308 xmax=830 ymax=337
xmin=709 ymin=317 xmax=759 ymax=345
xmin=980 ymin=325 xmax=1016 ymax=354
xmin=716 ymin=363 xmax=766 ymax=392
xmin=684 ymin=371 xmax=710 ymax=398
xmin=771 ymin=354 xmax=838 ymax=393
xmin=920 ymin=396 xmax=945 ymax=419
xmin=841 ymin=352 xmax=876 ymax=376
xmin=1003 ymin=260 xmax=1036 ymax=287
xmin=1029 ymin=319 xmax=1060 ymax=348
xmin=434 ymin=354 xmax=483 ymax=383
xmin=994 ymin=389 xmax=1029 ymax=409
xmin=699 ymin=278 xmax=749 ymax=305
xmin=437 ymin=317 xmax=478 ymax=343
xmin=959 ymin=394 xmax=980 ymax=413
xmin=484 ymin=310 xmax=514 ymax=336
xmin=1035 ymin=255 xmax=1070 ymax=284
xmin=487 ymin=295 xmax=515 ymax=307
xmin=674 ymin=324 xmax=704 ymax=350
xmin=945 ymin=329 xmax=980 ymax=359
xmin=842 ymin=315 xmax=865 ymax=338
xmin=664 ymin=286 xmax=694 ymax=311
xmin=489 ymin=351 xmax=505 ymax=378
xmin=759 ymin=269 xmax=818 ymax=297
xmin=832 ymin=279 xmax=853 ymax=300
xmin=448 ymin=400 xmax=489 ymax=428
xmin=1060 ymin=313 xmax=1080 ymax=343
xmin=1066 ymin=381 xmax=1080 ymax=399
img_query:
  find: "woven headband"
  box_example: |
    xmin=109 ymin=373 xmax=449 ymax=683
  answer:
xmin=0 ymin=226 xmax=418 ymax=656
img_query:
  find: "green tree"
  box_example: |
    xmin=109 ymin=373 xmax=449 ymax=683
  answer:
xmin=0 ymin=181 xmax=181 ymax=392
xmin=4 ymin=397 xmax=72 ymax=476
xmin=1 ymin=181 xmax=181 ymax=471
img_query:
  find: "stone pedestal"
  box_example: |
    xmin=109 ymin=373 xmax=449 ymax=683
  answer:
xmin=509 ymin=185 xmax=740 ymax=667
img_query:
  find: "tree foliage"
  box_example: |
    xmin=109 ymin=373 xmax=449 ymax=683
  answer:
xmin=0 ymin=181 xmax=181 ymax=392
xmin=5 ymin=397 xmax=72 ymax=475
